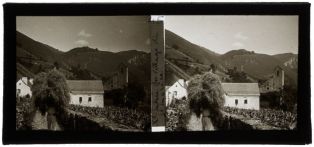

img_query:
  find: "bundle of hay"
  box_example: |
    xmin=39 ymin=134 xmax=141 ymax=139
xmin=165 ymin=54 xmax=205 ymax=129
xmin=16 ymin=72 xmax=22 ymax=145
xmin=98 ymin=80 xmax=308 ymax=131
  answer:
xmin=32 ymin=70 xmax=70 ymax=115
xmin=187 ymin=72 xmax=225 ymax=128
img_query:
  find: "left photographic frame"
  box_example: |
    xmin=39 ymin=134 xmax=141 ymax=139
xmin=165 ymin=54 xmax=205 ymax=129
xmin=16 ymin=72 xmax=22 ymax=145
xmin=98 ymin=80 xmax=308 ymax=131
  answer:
xmin=15 ymin=16 xmax=152 ymax=132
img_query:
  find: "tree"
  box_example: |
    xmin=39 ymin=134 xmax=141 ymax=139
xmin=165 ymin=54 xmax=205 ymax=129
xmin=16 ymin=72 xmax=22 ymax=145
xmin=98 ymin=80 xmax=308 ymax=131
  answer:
xmin=227 ymin=68 xmax=250 ymax=83
xmin=210 ymin=64 xmax=217 ymax=73
xmin=126 ymin=82 xmax=145 ymax=108
xmin=53 ymin=61 xmax=60 ymax=70
xmin=187 ymin=72 xmax=225 ymax=130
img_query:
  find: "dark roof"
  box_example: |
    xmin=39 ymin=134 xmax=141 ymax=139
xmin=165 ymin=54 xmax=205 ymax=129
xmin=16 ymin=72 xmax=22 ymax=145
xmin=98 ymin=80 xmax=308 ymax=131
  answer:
xmin=67 ymin=80 xmax=104 ymax=94
xmin=221 ymin=83 xmax=260 ymax=96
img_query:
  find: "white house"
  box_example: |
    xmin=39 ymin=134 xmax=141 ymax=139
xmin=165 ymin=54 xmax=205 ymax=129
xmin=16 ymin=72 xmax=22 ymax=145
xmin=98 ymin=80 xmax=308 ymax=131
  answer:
xmin=222 ymin=83 xmax=260 ymax=110
xmin=67 ymin=80 xmax=104 ymax=108
xmin=165 ymin=79 xmax=188 ymax=106
xmin=16 ymin=77 xmax=33 ymax=98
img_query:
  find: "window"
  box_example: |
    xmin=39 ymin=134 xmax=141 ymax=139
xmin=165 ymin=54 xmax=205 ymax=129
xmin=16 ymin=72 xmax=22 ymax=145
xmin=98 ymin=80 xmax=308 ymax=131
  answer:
xmin=17 ymin=89 xmax=21 ymax=94
xmin=277 ymin=70 xmax=280 ymax=77
xmin=174 ymin=91 xmax=177 ymax=96
xmin=79 ymin=97 xmax=82 ymax=103
xmin=235 ymin=99 xmax=238 ymax=105
xmin=88 ymin=97 xmax=92 ymax=102
xmin=244 ymin=99 xmax=248 ymax=104
xmin=19 ymin=83 xmax=21 ymax=85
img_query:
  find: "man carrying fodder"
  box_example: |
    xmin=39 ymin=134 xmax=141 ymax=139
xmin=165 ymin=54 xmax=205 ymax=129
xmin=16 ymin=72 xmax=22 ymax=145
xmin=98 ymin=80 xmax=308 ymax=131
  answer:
xmin=187 ymin=72 xmax=225 ymax=131
xmin=31 ymin=70 xmax=70 ymax=130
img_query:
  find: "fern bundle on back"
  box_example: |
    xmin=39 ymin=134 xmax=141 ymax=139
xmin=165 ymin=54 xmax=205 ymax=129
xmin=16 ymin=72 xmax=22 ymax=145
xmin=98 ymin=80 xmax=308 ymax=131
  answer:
xmin=187 ymin=72 xmax=225 ymax=129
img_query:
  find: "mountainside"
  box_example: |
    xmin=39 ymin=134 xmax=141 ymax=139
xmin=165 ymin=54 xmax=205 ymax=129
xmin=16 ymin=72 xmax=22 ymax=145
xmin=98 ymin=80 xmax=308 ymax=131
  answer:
xmin=16 ymin=31 xmax=63 ymax=62
xmin=16 ymin=30 xmax=298 ymax=88
xmin=63 ymin=47 xmax=148 ymax=76
xmin=221 ymin=49 xmax=281 ymax=78
xmin=165 ymin=30 xmax=222 ymax=66
xmin=273 ymin=53 xmax=298 ymax=69
xmin=16 ymin=31 xmax=150 ymax=84
xmin=165 ymin=30 xmax=298 ymax=87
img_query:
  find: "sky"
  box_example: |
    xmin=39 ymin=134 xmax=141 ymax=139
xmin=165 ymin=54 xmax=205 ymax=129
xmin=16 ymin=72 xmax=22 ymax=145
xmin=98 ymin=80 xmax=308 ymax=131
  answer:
xmin=16 ymin=16 xmax=151 ymax=53
xmin=17 ymin=15 xmax=298 ymax=55
xmin=165 ymin=15 xmax=298 ymax=55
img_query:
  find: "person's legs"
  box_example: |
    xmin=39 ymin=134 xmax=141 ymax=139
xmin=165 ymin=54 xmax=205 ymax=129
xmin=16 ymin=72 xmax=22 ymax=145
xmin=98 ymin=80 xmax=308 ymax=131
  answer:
xmin=201 ymin=109 xmax=215 ymax=131
xmin=47 ymin=107 xmax=56 ymax=130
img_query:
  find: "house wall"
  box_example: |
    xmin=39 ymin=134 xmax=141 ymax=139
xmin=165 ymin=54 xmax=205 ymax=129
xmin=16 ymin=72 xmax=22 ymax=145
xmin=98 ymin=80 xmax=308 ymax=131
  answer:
xmin=16 ymin=79 xmax=32 ymax=97
xmin=166 ymin=81 xmax=188 ymax=106
xmin=69 ymin=93 xmax=104 ymax=108
xmin=224 ymin=95 xmax=260 ymax=110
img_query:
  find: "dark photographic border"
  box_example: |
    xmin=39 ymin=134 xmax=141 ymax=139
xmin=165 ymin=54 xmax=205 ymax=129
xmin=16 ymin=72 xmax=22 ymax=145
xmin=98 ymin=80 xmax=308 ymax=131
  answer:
xmin=3 ymin=3 xmax=311 ymax=144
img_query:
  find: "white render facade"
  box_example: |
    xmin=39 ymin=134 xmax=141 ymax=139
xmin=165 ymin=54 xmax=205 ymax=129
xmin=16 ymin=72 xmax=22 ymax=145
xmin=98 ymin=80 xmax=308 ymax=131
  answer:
xmin=166 ymin=79 xmax=188 ymax=106
xmin=16 ymin=77 xmax=33 ymax=98
xmin=69 ymin=92 xmax=104 ymax=108
xmin=222 ymin=83 xmax=260 ymax=110
xmin=67 ymin=80 xmax=104 ymax=108
xmin=224 ymin=95 xmax=260 ymax=110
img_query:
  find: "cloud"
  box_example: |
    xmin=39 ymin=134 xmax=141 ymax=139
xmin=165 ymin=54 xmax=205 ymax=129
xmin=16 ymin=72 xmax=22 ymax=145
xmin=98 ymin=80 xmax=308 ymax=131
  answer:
xmin=78 ymin=30 xmax=92 ymax=37
xmin=234 ymin=32 xmax=248 ymax=40
xmin=75 ymin=40 xmax=89 ymax=46
xmin=232 ymin=42 xmax=244 ymax=48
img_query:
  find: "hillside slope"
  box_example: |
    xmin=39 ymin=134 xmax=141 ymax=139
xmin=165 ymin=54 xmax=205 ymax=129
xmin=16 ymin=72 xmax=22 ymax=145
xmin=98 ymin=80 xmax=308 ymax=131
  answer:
xmin=165 ymin=30 xmax=298 ymax=87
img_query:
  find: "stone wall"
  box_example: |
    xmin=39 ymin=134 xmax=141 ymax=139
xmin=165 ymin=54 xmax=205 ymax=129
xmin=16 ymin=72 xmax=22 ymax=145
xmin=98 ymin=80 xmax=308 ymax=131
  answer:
xmin=61 ymin=110 xmax=113 ymax=131
xmin=61 ymin=109 xmax=144 ymax=132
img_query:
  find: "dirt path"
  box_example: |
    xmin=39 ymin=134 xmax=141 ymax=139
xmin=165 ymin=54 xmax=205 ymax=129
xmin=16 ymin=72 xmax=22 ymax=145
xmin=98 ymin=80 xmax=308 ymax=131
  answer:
xmin=186 ymin=112 xmax=202 ymax=131
xmin=31 ymin=110 xmax=62 ymax=131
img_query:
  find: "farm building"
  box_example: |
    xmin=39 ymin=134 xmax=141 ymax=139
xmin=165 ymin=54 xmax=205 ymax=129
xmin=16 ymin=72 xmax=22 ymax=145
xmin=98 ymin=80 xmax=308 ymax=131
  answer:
xmin=165 ymin=79 xmax=189 ymax=106
xmin=16 ymin=77 xmax=33 ymax=98
xmin=259 ymin=66 xmax=285 ymax=93
xmin=67 ymin=80 xmax=104 ymax=108
xmin=222 ymin=83 xmax=260 ymax=110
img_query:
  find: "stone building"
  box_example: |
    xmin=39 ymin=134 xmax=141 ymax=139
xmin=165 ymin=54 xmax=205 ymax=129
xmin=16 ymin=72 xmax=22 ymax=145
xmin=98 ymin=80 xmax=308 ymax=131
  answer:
xmin=260 ymin=66 xmax=285 ymax=93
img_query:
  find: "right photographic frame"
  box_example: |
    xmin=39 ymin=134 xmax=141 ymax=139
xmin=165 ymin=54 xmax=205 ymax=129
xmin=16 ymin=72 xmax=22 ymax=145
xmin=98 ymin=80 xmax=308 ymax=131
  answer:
xmin=163 ymin=15 xmax=299 ymax=131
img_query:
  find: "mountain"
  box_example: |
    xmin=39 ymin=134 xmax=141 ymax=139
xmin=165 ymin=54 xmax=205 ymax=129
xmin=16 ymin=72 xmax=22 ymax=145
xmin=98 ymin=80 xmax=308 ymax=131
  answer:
xmin=164 ymin=30 xmax=298 ymax=87
xmin=16 ymin=31 xmax=150 ymax=84
xmin=16 ymin=31 xmax=72 ymax=80
xmin=220 ymin=49 xmax=298 ymax=85
xmin=16 ymin=31 xmax=63 ymax=62
xmin=165 ymin=30 xmax=221 ymax=65
xmin=63 ymin=47 xmax=148 ymax=77
xmin=273 ymin=53 xmax=298 ymax=69
xmin=221 ymin=49 xmax=282 ymax=78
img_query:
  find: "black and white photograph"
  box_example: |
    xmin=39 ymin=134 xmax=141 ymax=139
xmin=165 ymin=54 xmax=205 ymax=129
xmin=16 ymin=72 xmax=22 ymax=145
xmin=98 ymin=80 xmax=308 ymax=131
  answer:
xmin=164 ymin=15 xmax=298 ymax=131
xmin=15 ymin=16 xmax=151 ymax=132
xmin=3 ymin=3 xmax=311 ymax=144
